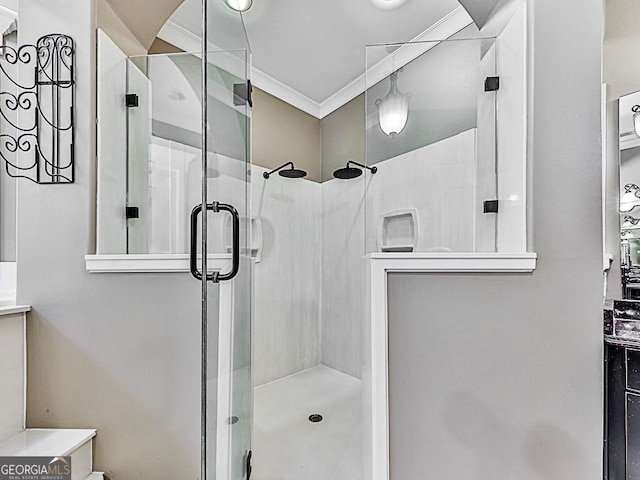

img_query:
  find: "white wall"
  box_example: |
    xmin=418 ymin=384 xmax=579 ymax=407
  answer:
xmin=320 ymin=174 xmax=367 ymax=379
xmin=365 ymin=129 xmax=477 ymax=255
xmin=252 ymin=166 xmax=322 ymax=386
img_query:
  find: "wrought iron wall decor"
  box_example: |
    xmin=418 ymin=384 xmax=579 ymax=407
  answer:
xmin=0 ymin=34 xmax=75 ymax=184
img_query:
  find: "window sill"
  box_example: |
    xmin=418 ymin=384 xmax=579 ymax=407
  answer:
xmin=0 ymin=305 xmax=31 ymax=317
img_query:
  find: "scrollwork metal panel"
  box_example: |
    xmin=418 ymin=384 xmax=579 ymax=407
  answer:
xmin=0 ymin=34 xmax=74 ymax=184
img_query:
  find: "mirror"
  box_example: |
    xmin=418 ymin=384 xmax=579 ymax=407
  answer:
xmin=619 ymin=90 xmax=640 ymax=298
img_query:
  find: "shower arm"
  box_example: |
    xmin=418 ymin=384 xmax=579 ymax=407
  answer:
xmin=348 ymin=161 xmax=377 ymax=174
xmin=264 ymin=162 xmax=294 ymax=179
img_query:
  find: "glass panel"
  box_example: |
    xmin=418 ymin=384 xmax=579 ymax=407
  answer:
xmin=125 ymin=38 xmax=252 ymax=480
xmin=204 ymin=5 xmax=252 ymax=477
xmin=365 ymin=33 xmax=498 ymax=254
xmin=126 ymin=52 xmax=204 ymax=254
xmin=204 ymin=48 xmax=252 ymax=480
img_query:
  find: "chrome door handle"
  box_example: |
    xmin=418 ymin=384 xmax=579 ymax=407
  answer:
xmin=190 ymin=202 xmax=240 ymax=283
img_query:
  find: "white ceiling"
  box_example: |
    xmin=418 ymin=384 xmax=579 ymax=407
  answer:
xmin=163 ymin=0 xmax=469 ymax=117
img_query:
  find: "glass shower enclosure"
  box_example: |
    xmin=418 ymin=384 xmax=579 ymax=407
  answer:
xmin=364 ymin=33 xmax=506 ymax=255
xmin=125 ymin=3 xmax=253 ymax=479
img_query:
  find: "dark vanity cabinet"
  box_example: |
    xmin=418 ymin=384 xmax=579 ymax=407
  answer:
xmin=606 ymin=343 xmax=640 ymax=478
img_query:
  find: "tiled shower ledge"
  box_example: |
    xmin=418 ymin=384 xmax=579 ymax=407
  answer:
xmin=0 ymin=305 xmax=31 ymax=317
xmin=366 ymin=252 xmax=538 ymax=273
xmin=85 ymin=254 xmax=232 ymax=273
xmin=86 ymin=252 xmax=538 ymax=274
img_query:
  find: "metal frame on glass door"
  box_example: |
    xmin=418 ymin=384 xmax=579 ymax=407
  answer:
xmin=200 ymin=3 xmax=208 ymax=480
xmin=195 ymin=4 xmax=245 ymax=480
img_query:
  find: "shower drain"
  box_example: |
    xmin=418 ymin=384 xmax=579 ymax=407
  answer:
xmin=308 ymin=414 xmax=323 ymax=423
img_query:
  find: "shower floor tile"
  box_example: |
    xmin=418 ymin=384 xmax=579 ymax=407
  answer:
xmin=253 ymin=365 xmax=363 ymax=480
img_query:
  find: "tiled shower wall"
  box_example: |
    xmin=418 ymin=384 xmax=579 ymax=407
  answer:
xmin=320 ymin=174 xmax=367 ymax=379
xmin=253 ymin=165 xmax=322 ymax=386
xmin=253 ymin=129 xmax=479 ymax=384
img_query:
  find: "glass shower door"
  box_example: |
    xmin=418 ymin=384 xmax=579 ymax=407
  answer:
xmin=124 ymin=16 xmax=252 ymax=477
xmin=198 ymin=2 xmax=253 ymax=479
xmin=198 ymin=48 xmax=252 ymax=480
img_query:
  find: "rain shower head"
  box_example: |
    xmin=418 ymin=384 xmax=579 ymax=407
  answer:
xmin=333 ymin=161 xmax=377 ymax=180
xmin=333 ymin=166 xmax=363 ymax=180
xmin=278 ymin=168 xmax=307 ymax=178
xmin=263 ymin=162 xmax=308 ymax=179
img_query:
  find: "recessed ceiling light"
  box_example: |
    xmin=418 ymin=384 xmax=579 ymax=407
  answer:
xmin=370 ymin=0 xmax=407 ymax=10
xmin=223 ymin=0 xmax=253 ymax=12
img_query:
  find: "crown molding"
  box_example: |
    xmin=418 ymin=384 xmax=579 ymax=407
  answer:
xmin=158 ymin=7 xmax=473 ymax=119
xmin=251 ymin=68 xmax=321 ymax=117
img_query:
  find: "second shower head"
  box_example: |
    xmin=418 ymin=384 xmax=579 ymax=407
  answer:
xmin=264 ymin=162 xmax=308 ymax=179
xmin=333 ymin=161 xmax=377 ymax=180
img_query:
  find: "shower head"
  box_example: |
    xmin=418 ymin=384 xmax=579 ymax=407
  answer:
xmin=278 ymin=167 xmax=307 ymax=178
xmin=333 ymin=161 xmax=377 ymax=180
xmin=333 ymin=166 xmax=363 ymax=180
xmin=263 ymin=162 xmax=308 ymax=179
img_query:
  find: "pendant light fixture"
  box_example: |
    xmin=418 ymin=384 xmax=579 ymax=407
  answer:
xmin=375 ymin=69 xmax=411 ymax=137
xmin=223 ymin=0 xmax=253 ymax=12
xmin=370 ymin=0 xmax=408 ymax=10
xmin=633 ymin=105 xmax=640 ymax=137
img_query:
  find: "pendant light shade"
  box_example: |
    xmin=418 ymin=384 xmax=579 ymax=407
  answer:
xmin=370 ymin=0 xmax=408 ymax=10
xmin=223 ymin=0 xmax=253 ymax=12
xmin=375 ymin=70 xmax=411 ymax=137
xmin=634 ymin=105 xmax=640 ymax=137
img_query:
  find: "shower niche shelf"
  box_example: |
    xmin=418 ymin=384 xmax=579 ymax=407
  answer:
xmin=224 ymin=216 xmax=263 ymax=263
xmin=377 ymin=209 xmax=419 ymax=253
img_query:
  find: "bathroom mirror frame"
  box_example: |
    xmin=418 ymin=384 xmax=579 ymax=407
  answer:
xmin=617 ymin=89 xmax=640 ymax=299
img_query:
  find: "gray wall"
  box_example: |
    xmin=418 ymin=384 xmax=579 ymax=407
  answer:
xmin=0 ymin=31 xmax=17 ymax=262
xmin=18 ymin=1 xmax=202 ymax=479
xmin=0 ymin=155 xmax=16 ymax=262
xmin=386 ymin=0 xmax=604 ymax=479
